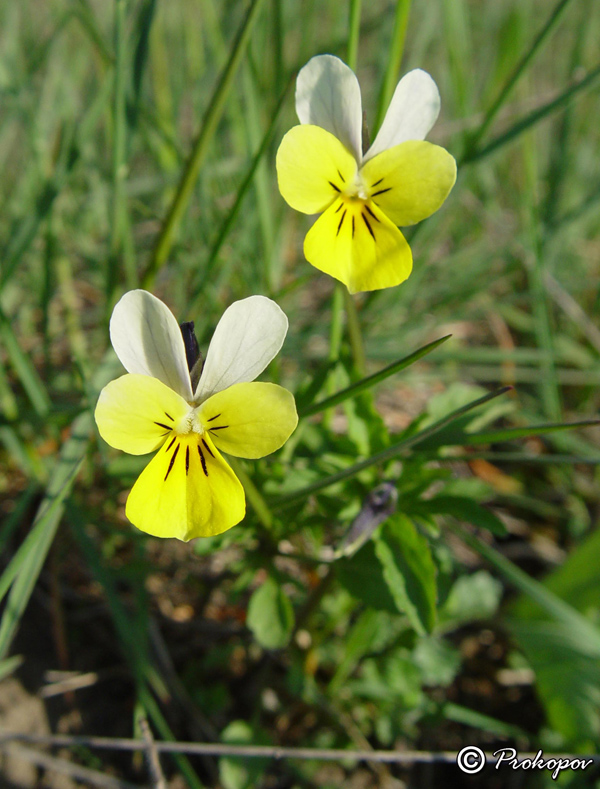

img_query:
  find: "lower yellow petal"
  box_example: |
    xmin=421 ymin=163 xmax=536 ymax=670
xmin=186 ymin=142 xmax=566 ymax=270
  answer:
xmin=199 ymin=382 xmax=298 ymax=459
xmin=304 ymin=198 xmax=412 ymax=294
xmin=95 ymin=374 xmax=189 ymax=455
xmin=126 ymin=434 xmax=245 ymax=541
xmin=361 ymin=140 xmax=456 ymax=226
xmin=276 ymin=125 xmax=358 ymax=215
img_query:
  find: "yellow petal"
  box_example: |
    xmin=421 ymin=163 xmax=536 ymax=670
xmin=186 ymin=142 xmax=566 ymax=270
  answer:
xmin=95 ymin=374 xmax=189 ymax=455
xmin=199 ymin=382 xmax=298 ymax=459
xmin=276 ymin=125 xmax=358 ymax=215
xmin=304 ymin=198 xmax=412 ymax=294
xmin=126 ymin=434 xmax=245 ymax=541
xmin=361 ymin=140 xmax=457 ymax=226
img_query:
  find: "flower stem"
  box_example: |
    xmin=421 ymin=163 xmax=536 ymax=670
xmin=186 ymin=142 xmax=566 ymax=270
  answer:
xmin=343 ymin=288 xmax=366 ymax=376
xmin=347 ymin=0 xmax=362 ymax=71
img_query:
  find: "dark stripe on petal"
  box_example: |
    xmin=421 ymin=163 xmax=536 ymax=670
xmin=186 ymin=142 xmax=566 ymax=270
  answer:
xmin=336 ymin=209 xmax=346 ymax=236
xmin=352 ymin=215 xmax=355 ymax=238
xmin=371 ymin=187 xmax=392 ymax=197
xmin=335 ymin=202 xmax=344 ymax=213
xmin=328 ymin=181 xmax=341 ymax=193
xmin=337 ymin=169 xmax=346 ymax=183
xmin=164 ymin=412 xmax=174 ymax=421
xmin=166 ymin=436 xmax=177 ymax=451
xmin=372 ymin=177 xmax=384 ymax=187
xmin=209 ymin=425 xmax=228 ymax=431
xmin=365 ymin=205 xmax=380 ymax=222
xmin=202 ymin=439 xmax=215 ymax=458
xmin=185 ymin=446 xmax=190 ymax=475
xmin=197 ymin=445 xmax=208 ymax=476
xmin=164 ymin=444 xmax=180 ymax=480
xmin=207 ymin=413 xmax=221 ymax=422
xmin=154 ymin=421 xmax=171 ymax=431
xmin=362 ymin=213 xmax=376 ymax=241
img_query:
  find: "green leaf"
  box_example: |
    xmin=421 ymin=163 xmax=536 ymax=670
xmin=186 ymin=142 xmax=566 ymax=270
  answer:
xmin=440 ymin=570 xmax=503 ymax=626
xmin=246 ymin=577 xmax=295 ymax=650
xmin=328 ymin=609 xmax=385 ymax=695
xmin=375 ymin=515 xmax=437 ymax=635
xmin=336 ymin=541 xmax=398 ymax=613
xmin=425 ymin=495 xmax=507 ymax=536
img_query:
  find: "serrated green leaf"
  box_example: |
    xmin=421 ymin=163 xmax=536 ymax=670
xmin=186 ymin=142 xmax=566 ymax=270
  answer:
xmin=375 ymin=515 xmax=437 ymax=635
xmin=336 ymin=541 xmax=398 ymax=613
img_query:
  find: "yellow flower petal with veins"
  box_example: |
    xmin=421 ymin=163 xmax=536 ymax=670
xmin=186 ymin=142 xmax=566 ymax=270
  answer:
xmin=199 ymin=382 xmax=298 ymax=459
xmin=276 ymin=125 xmax=358 ymax=215
xmin=126 ymin=433 xmax=245 ymax=541
xmin=361 ymin=140 xmax=457 ymax=227
xmin=304 ymin=197 xmax=412 ymax=294
xmin=95 ymin=374 xmax=189 ymax=455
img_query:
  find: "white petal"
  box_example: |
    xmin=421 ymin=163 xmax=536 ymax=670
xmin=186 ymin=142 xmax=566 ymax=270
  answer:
xmin=110 ymin=290 xmax=193 ymax=401
xmin=296 ymin=54 xmax=363 ymax=162
xmin=363 ymin=69 xmax=440 ymax=163
xmin=194 ymin=296 xmax=288 ymax=402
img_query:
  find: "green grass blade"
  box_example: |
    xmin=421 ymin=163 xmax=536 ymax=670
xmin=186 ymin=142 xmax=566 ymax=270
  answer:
xmin=0 ymin=73 xmax=113 ymax=288
xmin=0 ymin=303 xmax=51 ymax=417
xmin=0 ymin=412 xmax=90 ymax=659
xmin=427 ymin=419 xmax=600 ymax=448
xmin=300 ymin=334 xmax=451 ymax=417
xmin=465 ymin=62 xmax=600 ymax=163
xmin=276 ymin=387 xmax=512 ymax=506
xmin=191 ymin=74 xmax=292 ymax=303
xmin=142 ymin=0 xmax=267 ymax=286
xmin=466 ymin=0 xmax=576 ymax=154
xmin=449 ymin=524 xmax=600 ymax=657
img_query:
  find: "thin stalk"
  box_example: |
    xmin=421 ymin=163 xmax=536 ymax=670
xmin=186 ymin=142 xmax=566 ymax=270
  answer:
xmin=228 ymin=458 xmax=273 ymax=531
xmin=142 ymin=0 xmax=266 ymax=286
xmin=374 ymin=0 xmax=412 ymax=130
xmin=343 ymin=288 xmax=366 ymax=376
xmin=347 ymin=0 xmax=362 ymax=71
xmin=109 ymin=0 xmax=136 ymax=301
xmin=190 ymin=74 xmax=292 ymax=307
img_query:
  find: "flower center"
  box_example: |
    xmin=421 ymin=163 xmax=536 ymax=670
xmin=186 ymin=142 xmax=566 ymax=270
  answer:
xmin=175 ymin=407 xmax=205 ymax=436
xmin=343 ymin=172 xmax=369 ymax=202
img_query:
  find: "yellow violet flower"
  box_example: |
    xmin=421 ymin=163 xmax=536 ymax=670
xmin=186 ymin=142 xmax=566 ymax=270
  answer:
xmin=95 ymin=290 xmax=298 ymax=541
xmin=276 ymin=55 xmax=457 ymax=293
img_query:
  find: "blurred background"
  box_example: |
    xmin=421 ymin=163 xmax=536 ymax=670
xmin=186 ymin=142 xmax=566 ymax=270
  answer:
xmin=0 ymin=0 xmax=600 ymax=786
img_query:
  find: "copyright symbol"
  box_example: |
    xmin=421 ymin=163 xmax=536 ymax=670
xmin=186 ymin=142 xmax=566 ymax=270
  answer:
xmin=457 ymin=746 xmax=486 ymax=774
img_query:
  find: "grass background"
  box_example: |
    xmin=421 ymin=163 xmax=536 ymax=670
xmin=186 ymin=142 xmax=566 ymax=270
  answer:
xmin=1 ymin=0 xmax=600 ymax=786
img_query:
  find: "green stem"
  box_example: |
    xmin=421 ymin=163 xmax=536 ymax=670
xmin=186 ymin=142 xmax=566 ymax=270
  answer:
xmin=142 ymin=0 xmax=266 ymax=287
xmin=228 ymin=458 xmax=274 ymax=531
xmin=374 ymin=0 xmax=412 ymax=131
xmin=347 ymin=0 xmax=362 ymax=70
xmin=343 ymin=288 xmax=366 ymax=376
xmin=109 ymin=0 xmax=136 ymax=300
